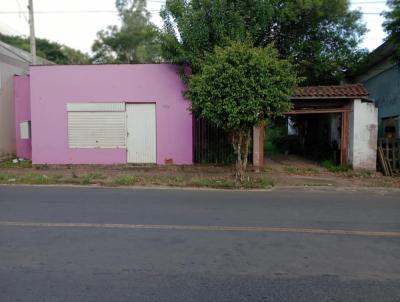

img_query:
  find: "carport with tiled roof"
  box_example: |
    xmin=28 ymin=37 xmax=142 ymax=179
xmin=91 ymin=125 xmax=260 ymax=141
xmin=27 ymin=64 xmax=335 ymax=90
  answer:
xmin=288 ymin=84 xmax=369 ymax=165
xmin=253 ymin=84 xmax=378 ymax=171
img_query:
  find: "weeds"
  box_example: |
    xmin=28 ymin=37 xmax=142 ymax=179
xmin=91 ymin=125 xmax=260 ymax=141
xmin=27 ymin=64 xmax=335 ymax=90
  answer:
xmin=0 ymin=160 xmax=32 ymax=169
xmin=321 ymin=160 xmax=352 ymax=173
xmin=0 ymin=173 xmax=62 ymax=184
xmin=107 ymin=175 xmax=273 ymax=189
xmin=81 ymin=173 xmax=105 ymax=184
xmin=110 ymin=175 xmax=140 ymax=186
xmin=321 ymin=160 xmax=373 ymax=177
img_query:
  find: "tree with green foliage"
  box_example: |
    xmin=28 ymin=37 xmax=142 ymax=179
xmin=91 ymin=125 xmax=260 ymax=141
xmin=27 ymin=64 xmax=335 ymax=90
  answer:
xmin=383 ymin=0 xmax=400 ymax=60
xmin=0 ymin=33 xmax=90 ymax=64
xmin=92 ymin=0 xmax=161 ymax=63
xmin=161 ymin=0 xmax=366 ymax=85
xmin=186 ymin=42 xmax=299 ymax=180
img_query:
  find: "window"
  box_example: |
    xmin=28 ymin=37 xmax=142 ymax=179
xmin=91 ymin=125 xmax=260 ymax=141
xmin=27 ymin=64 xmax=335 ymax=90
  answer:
xmin=20 ymin=121 xmax=31 ymax=139
xmin=67 ymin=103 xmax=126 ymax=148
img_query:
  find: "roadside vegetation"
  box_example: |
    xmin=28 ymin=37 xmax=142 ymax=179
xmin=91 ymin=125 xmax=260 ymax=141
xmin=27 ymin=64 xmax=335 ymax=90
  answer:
xmin=0 ymin=160 xmax=32 ymax=169
xmin=0 ymin=160 xmax=398 ymax=189
xmin=321 ymin=160 xmax=352 ymax=173
xmin=0 ymin=172 xmax=274 ymax=190
xmin=321 ymin=160 xmax=373 ymax=178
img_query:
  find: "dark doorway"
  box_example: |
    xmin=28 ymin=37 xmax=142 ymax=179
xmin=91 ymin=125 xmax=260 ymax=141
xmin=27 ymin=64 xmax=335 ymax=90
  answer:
xmin=265 ymin=113 xmax=343 ymax=164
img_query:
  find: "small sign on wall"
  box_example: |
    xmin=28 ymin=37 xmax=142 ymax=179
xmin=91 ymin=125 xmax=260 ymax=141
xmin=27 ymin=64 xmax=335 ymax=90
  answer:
xmin=20 ymin=121 xmax=31 ymax=139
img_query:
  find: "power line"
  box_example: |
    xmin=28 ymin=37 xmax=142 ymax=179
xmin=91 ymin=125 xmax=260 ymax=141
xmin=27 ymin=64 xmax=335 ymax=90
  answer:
xmin=0 ymin=10 xmax=161 ymax=14
xmin=351 ymin=1 xmax=386 ymax=3
xmin=0 ymin=0 xmax=389 ymax=16
xmin=0 ymin=10 xmax=385 ymax=15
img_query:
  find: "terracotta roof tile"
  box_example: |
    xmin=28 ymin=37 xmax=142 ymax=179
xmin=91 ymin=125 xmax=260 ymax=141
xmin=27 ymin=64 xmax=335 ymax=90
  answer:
xmin=292 ymin=84 xmax=368 ymax=99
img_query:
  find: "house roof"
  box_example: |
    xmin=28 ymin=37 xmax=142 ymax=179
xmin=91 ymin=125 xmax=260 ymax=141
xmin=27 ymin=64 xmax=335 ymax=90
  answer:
xmin=0 ymin=40 xmax=51 ymax=65
xmin=292 ymin=84 xmax=369 ymax=99
xmin=356 ymin=41 xmax=396 ymax=73
xmin=348 ymin=41 xmax=397 ymax=81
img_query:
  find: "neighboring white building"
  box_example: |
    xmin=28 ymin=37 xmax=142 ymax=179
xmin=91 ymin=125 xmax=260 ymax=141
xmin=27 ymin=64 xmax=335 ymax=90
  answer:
xmin=0 ymin=41 xmax=49 ymax=160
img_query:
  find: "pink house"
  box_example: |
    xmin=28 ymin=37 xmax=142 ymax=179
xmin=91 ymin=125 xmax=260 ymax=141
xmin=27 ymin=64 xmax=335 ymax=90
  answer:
xmin=14 ymin=64 xmax=193 ymax=165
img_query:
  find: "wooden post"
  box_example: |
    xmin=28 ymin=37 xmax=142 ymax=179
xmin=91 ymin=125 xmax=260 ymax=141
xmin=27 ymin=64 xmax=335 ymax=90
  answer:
xmin=340 ymin=111 xmax=349 ymax=165
xmin=253 ymin=124 xmax=265 ymax=172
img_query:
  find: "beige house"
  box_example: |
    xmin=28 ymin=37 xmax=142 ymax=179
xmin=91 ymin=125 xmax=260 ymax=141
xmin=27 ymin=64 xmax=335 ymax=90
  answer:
xmin=0 ymin=41 xmax=49 ymax=160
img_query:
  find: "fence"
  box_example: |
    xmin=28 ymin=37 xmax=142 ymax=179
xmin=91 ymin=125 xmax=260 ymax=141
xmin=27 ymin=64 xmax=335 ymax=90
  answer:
xmin=193 ymin=118 xmax=252 ymax=164
xmin=378 ymin=138 xmax=400 ymax=175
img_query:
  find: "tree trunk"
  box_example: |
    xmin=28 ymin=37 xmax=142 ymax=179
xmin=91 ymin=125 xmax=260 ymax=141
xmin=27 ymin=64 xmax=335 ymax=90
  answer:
xmin=232 ymin=128 xmax=252 ymax=182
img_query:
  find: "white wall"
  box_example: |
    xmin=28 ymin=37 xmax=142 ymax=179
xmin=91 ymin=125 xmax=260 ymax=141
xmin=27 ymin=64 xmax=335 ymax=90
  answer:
xmin=348 ymin=99 xmax=378 ymax=170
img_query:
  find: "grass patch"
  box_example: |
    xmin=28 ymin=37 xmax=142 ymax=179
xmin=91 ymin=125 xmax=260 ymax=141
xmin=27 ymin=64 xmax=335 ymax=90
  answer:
xmin=0 ymin=173 xmax=62 ymax=184
xmin=79 ymin=173 xmax=105 ymax=184
xmin=321 ymin=160 xmax=373 ymax=178
xmin=321 ymin=160 xmax=352 ymax=173
xmin=187 ymin=177 xmax=273 ymax=189
xmin=107 ymin=175 xmax=274 ymax=189
xmin=188 ymin=178 xmax=236 ymax=189
xmin=0 ymin=159 xmax=32 ymax=169
xmin=110 ymin=175 xmax=141 ymax=186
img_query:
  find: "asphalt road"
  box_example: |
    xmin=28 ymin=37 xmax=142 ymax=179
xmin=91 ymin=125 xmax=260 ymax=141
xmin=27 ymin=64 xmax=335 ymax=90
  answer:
xmin=0 ymin=186 xmax=399 ymax=302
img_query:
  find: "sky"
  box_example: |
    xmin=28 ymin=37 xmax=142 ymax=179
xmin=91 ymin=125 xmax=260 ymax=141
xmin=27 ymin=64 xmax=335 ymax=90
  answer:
xmin=0 ymin=0 xmax=390 ymax=54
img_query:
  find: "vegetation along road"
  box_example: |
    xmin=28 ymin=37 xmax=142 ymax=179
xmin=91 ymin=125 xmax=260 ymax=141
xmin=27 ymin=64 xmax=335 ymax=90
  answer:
xmin=0 ymin=186 xmax=399 ymax=301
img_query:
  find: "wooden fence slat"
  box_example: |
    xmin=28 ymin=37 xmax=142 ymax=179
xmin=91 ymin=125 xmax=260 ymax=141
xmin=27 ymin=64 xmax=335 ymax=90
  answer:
xmin=378 ymin=138 xmax=400 ymax=176
xmin=378 ymin=147 xmax=389 ymax=176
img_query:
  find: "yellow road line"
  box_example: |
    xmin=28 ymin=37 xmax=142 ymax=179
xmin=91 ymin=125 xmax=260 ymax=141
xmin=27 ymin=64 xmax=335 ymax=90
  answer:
xmin=0 ymin=221 xmax=399 ymax=237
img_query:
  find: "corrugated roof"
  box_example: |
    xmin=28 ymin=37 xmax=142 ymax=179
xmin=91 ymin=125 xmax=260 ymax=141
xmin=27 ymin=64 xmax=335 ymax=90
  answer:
xmin=292 ymin=84 xmax=369 ymax=99
xmin=0 ymin=40 xmax=51 ymax=65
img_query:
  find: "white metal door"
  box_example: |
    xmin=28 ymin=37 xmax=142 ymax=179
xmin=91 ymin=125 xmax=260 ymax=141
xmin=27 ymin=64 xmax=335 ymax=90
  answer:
xmin=126 ymin=104 xmax=156 ymax=163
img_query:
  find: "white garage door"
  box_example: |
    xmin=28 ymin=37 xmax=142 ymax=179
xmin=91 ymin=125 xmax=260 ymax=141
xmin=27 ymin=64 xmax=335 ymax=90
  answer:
xmin=126 ymin=104 xmax=156 ymax=163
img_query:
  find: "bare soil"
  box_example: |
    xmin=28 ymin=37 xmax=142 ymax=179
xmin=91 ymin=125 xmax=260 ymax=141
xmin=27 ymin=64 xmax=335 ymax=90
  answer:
xmin=264 ymin=155 xmax=399 ymax=188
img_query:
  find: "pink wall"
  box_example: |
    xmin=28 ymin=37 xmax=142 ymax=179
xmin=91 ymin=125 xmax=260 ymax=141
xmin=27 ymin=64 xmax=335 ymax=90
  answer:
xmin=14 ymin=75 xmax=32 ymax=159
xmin=29 ymin=64 xmax=192 ymax=165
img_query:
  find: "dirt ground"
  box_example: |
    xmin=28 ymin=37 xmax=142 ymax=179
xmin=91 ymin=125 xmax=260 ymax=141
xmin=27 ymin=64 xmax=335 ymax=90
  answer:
xmin=265 ymin=155 xmax=399 ymax=188
xmin=0 ymin=155 xmax=399 ymax=189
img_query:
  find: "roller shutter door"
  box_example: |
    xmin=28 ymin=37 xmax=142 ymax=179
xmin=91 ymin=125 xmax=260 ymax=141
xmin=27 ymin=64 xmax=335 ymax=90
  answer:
xmin=67 ymin=103 xmax=126 ymax=148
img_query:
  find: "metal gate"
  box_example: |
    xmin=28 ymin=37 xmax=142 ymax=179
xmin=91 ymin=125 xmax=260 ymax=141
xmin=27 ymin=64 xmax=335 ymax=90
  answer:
xmin=193 ymin=118 xmax=252 ymax=164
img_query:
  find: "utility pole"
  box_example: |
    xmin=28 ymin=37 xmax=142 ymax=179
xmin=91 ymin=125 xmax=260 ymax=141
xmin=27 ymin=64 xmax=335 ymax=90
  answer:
xmin=28 ymin=0 xmax=37 ymax=64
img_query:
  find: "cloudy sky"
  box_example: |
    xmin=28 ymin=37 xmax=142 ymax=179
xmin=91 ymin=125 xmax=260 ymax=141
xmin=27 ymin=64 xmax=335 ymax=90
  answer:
xmin=0 ymin=0 xmax=389 ymax=54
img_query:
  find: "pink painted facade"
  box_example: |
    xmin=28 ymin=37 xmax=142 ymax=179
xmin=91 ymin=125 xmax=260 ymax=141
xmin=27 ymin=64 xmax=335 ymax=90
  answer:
xmin=14 ymin=75 xmax=32 ymax=159
xmin=17 ymin=64 xmax=193 ymax=165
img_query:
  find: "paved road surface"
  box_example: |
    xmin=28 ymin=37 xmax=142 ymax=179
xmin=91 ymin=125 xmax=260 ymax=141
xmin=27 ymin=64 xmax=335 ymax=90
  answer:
xmin=0 ymin=186 xmax=399 ymax=301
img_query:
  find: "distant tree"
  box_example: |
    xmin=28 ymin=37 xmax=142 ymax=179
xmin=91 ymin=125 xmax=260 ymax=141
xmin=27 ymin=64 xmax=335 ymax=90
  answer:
xmin=0 ymin=33 xmax=91 ymax=64
xmin=186 ymin=43 xmax=299 ymax=181
xmin=92 ymin=0 xmax=161 ymax=64
xmin=161 ymin=0 xmax=367 ymax=85
xmin=383 ymin=0 xmax=400 ymax=60
xmin=59 ymin=46 xmax=92 ymax=64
